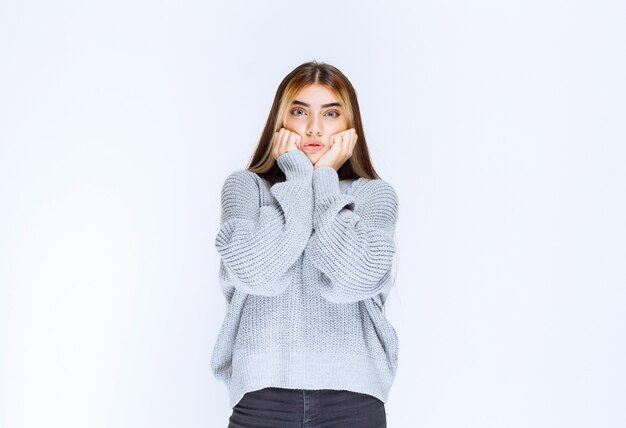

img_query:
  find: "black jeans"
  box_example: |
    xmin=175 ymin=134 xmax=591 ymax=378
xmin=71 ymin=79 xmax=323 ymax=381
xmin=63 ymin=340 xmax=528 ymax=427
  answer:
xmin=228 ymin=387 xmax=387 ymax=428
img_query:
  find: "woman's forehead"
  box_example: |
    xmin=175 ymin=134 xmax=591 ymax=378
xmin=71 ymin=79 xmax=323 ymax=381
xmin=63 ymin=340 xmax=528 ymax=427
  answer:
xmin=292 ymin=84 xmax=341 ymax=104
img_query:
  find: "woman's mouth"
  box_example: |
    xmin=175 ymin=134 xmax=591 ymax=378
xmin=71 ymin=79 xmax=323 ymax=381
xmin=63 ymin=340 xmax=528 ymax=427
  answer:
xmin=303 ymin=140 xmax=324 ymax=152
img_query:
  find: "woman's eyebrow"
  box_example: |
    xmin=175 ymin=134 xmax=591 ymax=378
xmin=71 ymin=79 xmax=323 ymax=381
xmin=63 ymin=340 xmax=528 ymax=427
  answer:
xmin=292 ymin=100 xmax=342 ymax=108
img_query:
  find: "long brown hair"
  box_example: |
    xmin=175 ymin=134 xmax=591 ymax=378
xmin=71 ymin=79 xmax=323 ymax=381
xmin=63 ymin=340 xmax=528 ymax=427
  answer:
xmin=247 ymin=60 xmax=381 ymax=184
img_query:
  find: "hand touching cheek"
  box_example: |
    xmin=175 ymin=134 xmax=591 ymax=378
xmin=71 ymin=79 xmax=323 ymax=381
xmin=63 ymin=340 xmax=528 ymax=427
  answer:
xmin=271 ymin=128 xmax=302 ymax=161
xmin=313 ymin=129 xmax=358 ymax=171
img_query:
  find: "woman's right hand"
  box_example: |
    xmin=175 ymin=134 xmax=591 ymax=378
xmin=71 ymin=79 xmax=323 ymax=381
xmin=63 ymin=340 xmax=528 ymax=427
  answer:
xmin=271 ymin=128 xmax=302 ymax=161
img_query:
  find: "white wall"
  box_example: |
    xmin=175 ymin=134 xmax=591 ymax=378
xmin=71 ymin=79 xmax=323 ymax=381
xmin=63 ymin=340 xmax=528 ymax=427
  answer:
xmin=1 ymin=0 xmax=624 ymax=427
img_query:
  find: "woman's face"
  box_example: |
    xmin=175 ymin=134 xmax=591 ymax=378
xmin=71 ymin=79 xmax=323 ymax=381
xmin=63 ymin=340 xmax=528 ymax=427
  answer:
xmin=282 ymin=83 xmax=349 ymax=165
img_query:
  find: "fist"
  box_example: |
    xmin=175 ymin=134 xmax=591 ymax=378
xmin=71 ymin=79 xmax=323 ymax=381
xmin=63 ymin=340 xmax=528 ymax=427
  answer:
xmin=314 ymin=128 xmax=358 ymax=171
xmin=271 ymin=128 xmax=302 ymax=161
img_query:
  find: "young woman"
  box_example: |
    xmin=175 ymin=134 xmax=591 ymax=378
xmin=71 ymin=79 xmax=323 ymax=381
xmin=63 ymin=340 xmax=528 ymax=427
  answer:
xmin=210 ymin=61 xmax=399 ymax=427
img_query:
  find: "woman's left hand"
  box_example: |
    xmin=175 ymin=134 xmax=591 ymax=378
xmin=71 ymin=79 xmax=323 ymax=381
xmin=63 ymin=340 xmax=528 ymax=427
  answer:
xmin=314 ymin=128 xmax=358 ymax=171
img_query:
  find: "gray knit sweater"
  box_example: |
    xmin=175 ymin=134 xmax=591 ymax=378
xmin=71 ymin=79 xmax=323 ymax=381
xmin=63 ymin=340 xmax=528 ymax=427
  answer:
xmin=210 ymin=149 xmax=399 ymax=408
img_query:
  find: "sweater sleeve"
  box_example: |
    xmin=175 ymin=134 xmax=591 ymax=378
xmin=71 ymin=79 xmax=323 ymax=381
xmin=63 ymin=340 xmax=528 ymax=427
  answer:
xmin=305 ymin=166 xmax=398 ymax=304
xmin=215 ymin=150 xmax=313 ymax=298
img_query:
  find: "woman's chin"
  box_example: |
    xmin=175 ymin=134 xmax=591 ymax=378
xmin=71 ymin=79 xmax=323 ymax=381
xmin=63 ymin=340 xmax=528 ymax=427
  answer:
xmin=303 ymin=152 xmax=321 ymax=164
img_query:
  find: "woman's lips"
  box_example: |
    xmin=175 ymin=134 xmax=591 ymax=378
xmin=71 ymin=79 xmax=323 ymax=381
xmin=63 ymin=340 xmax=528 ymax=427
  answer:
xmin=303 ymin=140 xmax=324 ymax=152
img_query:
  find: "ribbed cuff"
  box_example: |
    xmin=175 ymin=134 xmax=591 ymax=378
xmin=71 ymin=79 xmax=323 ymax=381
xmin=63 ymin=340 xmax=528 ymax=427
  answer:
xmin=312 ymin=166 xmax=341 ymax=200
xmin=276 ymin=150 xmax=313 ymax=180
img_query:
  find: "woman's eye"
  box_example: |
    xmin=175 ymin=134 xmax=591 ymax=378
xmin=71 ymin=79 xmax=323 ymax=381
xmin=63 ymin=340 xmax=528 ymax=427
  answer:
xmin=291 ymin=108 xmax=305 ymax=116
xmin=326 ymin=111 xmax=340 ymax=118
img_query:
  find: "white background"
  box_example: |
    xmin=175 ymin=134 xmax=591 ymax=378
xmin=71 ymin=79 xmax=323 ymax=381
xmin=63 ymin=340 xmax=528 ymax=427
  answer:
xmin=1 ymin=0 xmax=625 ymax=427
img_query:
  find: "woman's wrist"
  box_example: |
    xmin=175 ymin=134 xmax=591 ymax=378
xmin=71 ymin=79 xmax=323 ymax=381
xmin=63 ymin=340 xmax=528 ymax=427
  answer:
xmin=277 ymin=150 xmax=313 ymax=180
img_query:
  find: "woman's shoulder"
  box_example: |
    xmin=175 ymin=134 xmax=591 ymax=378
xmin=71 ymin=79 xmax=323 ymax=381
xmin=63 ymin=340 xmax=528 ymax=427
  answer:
xmin=352 ymin=176 xmax=398 ymax=200
xmin=221 ymin=169 xmax=262 ymax=194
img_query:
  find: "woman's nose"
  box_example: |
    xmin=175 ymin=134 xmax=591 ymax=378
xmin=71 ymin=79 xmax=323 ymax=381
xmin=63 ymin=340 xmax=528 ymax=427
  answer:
xmin=307 ymin=117 xmax=322 ymax=136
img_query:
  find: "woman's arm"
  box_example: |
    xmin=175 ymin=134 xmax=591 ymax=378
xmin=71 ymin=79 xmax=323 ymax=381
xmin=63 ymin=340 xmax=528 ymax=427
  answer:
xmin=305 ymin=167 xmax=398 ymax=304
xmin=215 ymin=150 xmax=313 ymax=298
